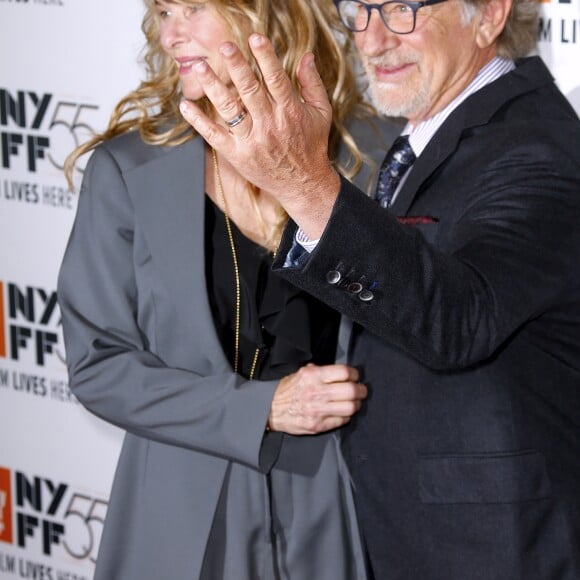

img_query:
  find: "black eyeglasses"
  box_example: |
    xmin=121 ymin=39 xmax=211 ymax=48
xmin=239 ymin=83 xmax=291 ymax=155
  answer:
xmin=333 ymin=0 xmax=448 ymax=34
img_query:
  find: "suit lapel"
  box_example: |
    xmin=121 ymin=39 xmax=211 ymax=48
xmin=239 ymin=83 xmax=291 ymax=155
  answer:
xmin=390 ymin=126 xmax=462 ymax=215
xmin=390 ymin=57 xmax=555 ymax=216
xmin=123 ymin=136 xmax=229 ymax=370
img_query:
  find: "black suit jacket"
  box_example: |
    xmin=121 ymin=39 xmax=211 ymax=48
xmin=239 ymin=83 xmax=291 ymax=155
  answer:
xmin=273 ymin=57 xmax=580 ymax=579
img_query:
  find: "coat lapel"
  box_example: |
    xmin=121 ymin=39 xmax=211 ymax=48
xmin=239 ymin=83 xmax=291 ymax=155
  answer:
xmin=390 ymin=57 xmax=555 ymax=216
xmin=123 ymin=136 xmax=229 ymax=370
xmin=390 ymin=126 xmax=462 ymax=215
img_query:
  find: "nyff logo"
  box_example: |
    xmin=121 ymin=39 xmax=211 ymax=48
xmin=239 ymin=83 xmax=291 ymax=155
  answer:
xmin=0 ymin=88 xmax=98 ymax=174
xmin=0 ymin=466 xmax=66 ymax=556
xmin=0 ymin=280 xmax=62 ymax=367
xmin=0 ymin=465 xmax=107 ymax=563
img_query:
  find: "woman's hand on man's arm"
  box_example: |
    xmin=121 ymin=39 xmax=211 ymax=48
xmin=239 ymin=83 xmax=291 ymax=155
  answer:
xmin=268 ymin=364 xmax=367 ymax=435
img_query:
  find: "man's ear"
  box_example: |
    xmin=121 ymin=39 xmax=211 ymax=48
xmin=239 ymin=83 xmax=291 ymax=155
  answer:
xmin=475 ymin=0 xmax=512 ymax=48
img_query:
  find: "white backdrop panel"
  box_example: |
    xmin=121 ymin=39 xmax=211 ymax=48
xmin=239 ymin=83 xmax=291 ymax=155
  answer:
xmin=0 ymin=0 xmax=578 ymax=578
xmin=1 ymin=2 xmax=143 ymax=578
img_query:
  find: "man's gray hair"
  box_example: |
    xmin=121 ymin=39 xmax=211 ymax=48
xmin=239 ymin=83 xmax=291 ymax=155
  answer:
xmin=461 ymin=0 xmax=538 ymax=59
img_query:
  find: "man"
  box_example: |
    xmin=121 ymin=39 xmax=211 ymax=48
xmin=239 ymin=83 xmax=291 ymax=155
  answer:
xmin=179 ymin=0 xmax=580 ymax=577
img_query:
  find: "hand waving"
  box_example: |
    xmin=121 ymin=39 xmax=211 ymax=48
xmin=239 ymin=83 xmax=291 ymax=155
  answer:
xmin=179 ymin=34 xmax=341 ymax=239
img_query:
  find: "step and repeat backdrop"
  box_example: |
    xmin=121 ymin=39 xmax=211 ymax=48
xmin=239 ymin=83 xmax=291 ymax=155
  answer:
xmin=0 ymin=1 xmax=578 ymax=579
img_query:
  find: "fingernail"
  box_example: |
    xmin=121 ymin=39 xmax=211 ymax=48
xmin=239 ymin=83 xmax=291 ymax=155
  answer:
xmin=249 ymin=33 xmax=264 ymax=48
xmin=220 ymin=42 xmax=235 ymax=57
xmin=194 ymin=60 xmax=208 ymax=73
xmin=179 ymin=100 xmax=189 ymax=115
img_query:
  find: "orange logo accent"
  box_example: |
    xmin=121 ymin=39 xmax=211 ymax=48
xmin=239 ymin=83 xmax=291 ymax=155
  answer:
xmin=0 ymin=281 xmax=6 ymax=358
xmin=0 ymin=467 xmax=13 ymax=544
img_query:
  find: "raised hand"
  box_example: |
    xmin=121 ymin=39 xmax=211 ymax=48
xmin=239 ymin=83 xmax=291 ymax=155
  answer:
xmin=268 ymin=364 xmax=368 ymax=435
xmin=179 ymin=34 xmax=341 ymax=239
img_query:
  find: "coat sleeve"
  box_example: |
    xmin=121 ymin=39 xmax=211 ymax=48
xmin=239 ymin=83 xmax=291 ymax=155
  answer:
xmin=58 ymin=145 xmax=282 ymax=472
xmin=273 ymin=131 xmax=580 ymax=371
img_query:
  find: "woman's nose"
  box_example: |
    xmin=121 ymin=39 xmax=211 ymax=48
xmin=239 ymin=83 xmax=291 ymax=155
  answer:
xmin=160 ymin=14 xmax=188 ymax=50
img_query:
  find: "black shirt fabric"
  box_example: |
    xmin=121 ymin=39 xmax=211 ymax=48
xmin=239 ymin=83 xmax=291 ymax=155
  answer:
xmin=204 ymin=195 xmax=340 ymax=381
xmin=200 ymin=197 xmax=366 ymax=580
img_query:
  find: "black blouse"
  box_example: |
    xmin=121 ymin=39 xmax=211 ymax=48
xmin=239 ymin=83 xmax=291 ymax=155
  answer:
xmin=204 ymin=196 xmax=340 ymax=381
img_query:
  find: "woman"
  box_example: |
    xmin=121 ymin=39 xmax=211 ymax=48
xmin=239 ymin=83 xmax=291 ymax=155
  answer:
xmin=58 ymin=0 xmax=399 ymax=578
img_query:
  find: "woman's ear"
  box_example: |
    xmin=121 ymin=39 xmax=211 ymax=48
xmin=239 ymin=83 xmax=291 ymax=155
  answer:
xmin=475 ymin=0 xmax=512 ymax=49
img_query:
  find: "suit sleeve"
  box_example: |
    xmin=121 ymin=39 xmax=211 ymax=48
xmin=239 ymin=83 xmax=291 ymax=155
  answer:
xmin=273 ymin=134 xmax=580 ymax=371
xmin=58 ymin=145 xmax=281 ymax=472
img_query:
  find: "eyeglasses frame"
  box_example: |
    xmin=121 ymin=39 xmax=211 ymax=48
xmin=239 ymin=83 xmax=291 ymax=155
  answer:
xmin=333 ymin=0 xmax=449 ymax=35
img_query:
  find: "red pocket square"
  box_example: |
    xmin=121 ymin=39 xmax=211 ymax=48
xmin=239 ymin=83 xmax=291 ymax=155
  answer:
xmin=396 ymin=216 xmax=438 ymax=225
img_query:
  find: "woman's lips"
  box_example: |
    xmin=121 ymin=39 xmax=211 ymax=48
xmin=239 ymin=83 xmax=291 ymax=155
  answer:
xmin=175 ymin=56 xmax=206 ymax=75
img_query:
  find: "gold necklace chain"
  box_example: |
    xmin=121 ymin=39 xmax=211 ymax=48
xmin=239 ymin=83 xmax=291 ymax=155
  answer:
xmin=211 ymin=148 xmax=261 ymax=380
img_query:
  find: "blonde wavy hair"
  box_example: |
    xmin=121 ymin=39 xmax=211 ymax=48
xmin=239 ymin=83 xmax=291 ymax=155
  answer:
xmin=65 ymin=0 xmax=374 ymax=189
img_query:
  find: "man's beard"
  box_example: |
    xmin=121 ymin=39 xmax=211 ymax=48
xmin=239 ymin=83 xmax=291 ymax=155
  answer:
xmin=363 ymin=57 xmax=429 ymax=120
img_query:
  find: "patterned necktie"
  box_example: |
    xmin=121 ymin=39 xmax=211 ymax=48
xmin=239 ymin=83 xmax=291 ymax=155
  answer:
xmin=375 ymin=135 xmax=416 ymax=209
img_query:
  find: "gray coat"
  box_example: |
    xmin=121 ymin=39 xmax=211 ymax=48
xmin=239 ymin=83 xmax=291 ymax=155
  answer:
xmin=57 ymin=119 xmax=398 ymax=579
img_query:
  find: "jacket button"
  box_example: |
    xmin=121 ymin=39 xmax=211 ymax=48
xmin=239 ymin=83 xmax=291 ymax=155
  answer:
xmin=359 ymin=289 xmax=374 ymax=302
xmin=348 ymin=282 xmax=363 ymax=294
xmin=326 ymin=270 xmax=341 ymax=285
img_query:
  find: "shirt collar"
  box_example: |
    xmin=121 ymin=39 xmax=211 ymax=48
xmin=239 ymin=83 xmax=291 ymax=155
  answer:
xmin=404 ymin=57 xmax=515 ymax=156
